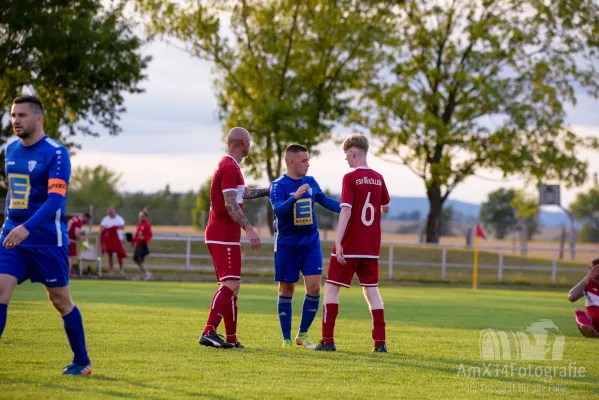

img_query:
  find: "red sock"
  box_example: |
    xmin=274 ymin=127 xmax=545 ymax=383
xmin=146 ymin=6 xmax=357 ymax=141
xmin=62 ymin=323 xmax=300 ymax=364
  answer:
xmin=322 ymin=303 xmax=338 ymax=344
xmin=371 ymin=308 xmax=386 ymax=346
xmin=575 ymin=309 xmax=593 ymax=329
xmin=224 ymin=295 xmax=238 ymax=343
xmin=203 ymin=286 xmax=234 ymax=335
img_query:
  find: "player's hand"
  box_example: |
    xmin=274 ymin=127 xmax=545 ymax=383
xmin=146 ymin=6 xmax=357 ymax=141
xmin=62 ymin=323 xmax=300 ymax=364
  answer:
xmin=246 ymin=227 xmax=261 ymax=250
xmin=294 ymin=184 xmax=310 ymax=200
xmin=336 ymin=245 xmax=346 ymax=265
xmin=585 ymin=265 xmax=599 ymax=282
xmin=2 ymin=225 xmax=30 ymax=249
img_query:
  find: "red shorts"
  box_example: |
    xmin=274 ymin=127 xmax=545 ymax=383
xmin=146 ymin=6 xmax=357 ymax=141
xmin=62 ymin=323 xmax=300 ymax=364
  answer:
xmin=587 ymin=306 xmax=599 ymax=331
xmin=207 ymin=243 xmax=241 ymax=282
xmin=68 ymin=241 xmax=78 ymax=257
xmin=326 ymin=256 xmax=379 ymax=288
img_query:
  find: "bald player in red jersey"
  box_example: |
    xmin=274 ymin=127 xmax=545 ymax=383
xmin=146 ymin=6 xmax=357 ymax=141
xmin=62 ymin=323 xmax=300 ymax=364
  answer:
xmin=315 ymin=134 xmax=391 ymax=353
xmin=198 ymin=127 xmax=270 ymax=349
xmin=568 ymin=259 xmax=599 ymax=338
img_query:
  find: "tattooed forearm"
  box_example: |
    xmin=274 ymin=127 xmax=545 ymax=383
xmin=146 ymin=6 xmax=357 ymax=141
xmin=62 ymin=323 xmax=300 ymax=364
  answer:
xmin=224 ymin=191 xmax=251 ymax=230
xmin=243 ymin=187 xmax=269 ymax=199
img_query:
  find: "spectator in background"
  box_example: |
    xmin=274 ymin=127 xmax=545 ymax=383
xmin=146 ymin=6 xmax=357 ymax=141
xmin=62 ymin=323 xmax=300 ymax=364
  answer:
xmin=131 ymin=208 xmax=153 ymax=281
xmin=100 ymin=207 xmax=127 ymax=275
xmin=67 ymin=212 xmax=91 ymax=277
xmin=568 ymin=259 xmax=599 ymax=338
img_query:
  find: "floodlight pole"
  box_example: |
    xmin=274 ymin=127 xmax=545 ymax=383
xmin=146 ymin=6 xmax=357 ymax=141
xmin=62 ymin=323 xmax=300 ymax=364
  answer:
xmin=559 ymin=205 xmax=576 ymax=261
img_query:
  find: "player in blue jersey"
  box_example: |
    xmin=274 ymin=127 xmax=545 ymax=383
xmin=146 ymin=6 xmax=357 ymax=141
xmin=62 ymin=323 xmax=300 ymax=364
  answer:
xmin=270 ymin=144 xmax=341 ymax=348
xmin=0 ymin=96 xmax=91 ymax=376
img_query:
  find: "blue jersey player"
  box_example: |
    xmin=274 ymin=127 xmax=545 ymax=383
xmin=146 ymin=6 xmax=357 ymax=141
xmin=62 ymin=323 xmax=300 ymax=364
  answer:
xmin=270 ymin=144 xmax=340 ymax=348
xmin=0 ymin=96 xmax=91 ymax=375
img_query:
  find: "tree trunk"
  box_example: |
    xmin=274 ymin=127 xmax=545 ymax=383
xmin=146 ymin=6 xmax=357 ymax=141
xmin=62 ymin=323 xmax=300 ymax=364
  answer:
xmin=425 ymin=185 xmax=444 ymax=243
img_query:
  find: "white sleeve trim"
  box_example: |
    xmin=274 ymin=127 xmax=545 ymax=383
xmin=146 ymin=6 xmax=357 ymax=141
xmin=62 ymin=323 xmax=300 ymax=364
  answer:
xmin=340 ymin=203 xmax=352 ymax=208
xmin=382 ymin=203 xmax=390 ymax=207
xmin=222 ymin=188 xmax=237 ymax=192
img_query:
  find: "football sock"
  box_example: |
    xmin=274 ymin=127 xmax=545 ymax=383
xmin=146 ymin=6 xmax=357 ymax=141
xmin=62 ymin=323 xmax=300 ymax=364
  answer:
xmin=224 ymin=295 xmax=238 ymax=343
xmin=299 ymin=294 xmax=320 ymax=334
xmin=62 ymin=306 xmax=90 ymax=365
xmin=278 ymin=295 xmax=293 ymax=340
xmin=371 ymin=308 xmax=386 ymax=346
xmin=0 ymin=304 xmax=7 ymax=339
xmin=322 ymin=303 xmax=338 ymax=344
xmin=203 ymin=285 xmax=234 ymax=336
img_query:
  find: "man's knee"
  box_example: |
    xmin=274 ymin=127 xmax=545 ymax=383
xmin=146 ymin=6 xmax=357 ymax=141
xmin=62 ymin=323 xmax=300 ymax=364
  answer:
xmin=279 ymin=282 xmax=295 ymax=297
xmin=323 ymin=283 xmax=340 ymax=304
xmin=305 ymin=282 xmax=321 ymax=297
xmin=47 ymin=288 xmax=75 ymax=315
xmin=0 ymin=275 xmax=17 ymax=304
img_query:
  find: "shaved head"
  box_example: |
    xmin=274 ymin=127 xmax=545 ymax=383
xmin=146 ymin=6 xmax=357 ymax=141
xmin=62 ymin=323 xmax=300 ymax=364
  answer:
xmin=227 ymin=127 xmax=250 ymax=144
xmin=226 ymin=126 xmax=252 ymax=158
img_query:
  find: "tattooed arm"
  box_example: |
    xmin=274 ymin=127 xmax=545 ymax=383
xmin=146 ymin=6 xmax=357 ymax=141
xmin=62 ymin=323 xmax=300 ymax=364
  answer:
xmin=224 ymin=190 xmax=261 ymax=249
xmin=243 ymin=186 xmax=270 ymax=199
xmin=224 ymin=191 xmax=252 ymax=230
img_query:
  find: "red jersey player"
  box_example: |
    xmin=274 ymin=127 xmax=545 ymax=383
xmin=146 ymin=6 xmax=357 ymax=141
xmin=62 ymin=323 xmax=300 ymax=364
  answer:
xmin=568 ymin=259 xmax=599 ymax=338
xmin=315 ymin=134 xmax=391 ymax=353
xmin=67 ymin=212 xmax=90 ymax=277
xmin=199 ymin=127 xmax=270 ymax=349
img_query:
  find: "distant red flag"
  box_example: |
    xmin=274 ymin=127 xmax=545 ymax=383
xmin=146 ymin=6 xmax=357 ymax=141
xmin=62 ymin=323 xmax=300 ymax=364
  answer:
xmin=475 ymin=224 xmax=487 ymax=239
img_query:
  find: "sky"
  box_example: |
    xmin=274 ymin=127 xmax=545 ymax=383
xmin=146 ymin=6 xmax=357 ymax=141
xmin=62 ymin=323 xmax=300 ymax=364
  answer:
xmin=66 ymin=37 xmax=599 ymax=209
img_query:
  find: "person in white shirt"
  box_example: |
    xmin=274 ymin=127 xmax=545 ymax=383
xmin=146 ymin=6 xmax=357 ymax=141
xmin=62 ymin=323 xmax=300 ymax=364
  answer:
xmin=100 ymin=207 xmax=126 ymax=275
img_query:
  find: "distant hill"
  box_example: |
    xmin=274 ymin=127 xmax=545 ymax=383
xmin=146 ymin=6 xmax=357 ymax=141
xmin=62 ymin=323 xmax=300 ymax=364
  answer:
xmin=385 ymin=196 xmax=570 ymax=227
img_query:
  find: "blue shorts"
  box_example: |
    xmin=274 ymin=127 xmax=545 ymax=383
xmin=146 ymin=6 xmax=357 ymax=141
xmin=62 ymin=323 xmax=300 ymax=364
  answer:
xmin=0 ymin=246 xmax=69 ymax=288
xmin=274 ymin=243 xmax=323 ymax=283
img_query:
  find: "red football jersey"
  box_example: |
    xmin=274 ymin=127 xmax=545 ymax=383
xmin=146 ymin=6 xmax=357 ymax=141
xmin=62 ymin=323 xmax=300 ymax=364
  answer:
xmin=133 ymin=220 xmax=153 ymax=246
xmin=67 ymin=216 xmax=83 ymax=242
xmin=584 ymin=278 xmax=599 ymax=307
xmin=334 ymin=167 xmax=390 ymax=258
xmin=205 ymin=155 xmax=246 ymax=244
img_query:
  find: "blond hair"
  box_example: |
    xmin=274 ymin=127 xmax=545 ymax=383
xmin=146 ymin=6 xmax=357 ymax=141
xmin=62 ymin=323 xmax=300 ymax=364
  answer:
xmin=342 ymin=134 xmax=369 ymax=153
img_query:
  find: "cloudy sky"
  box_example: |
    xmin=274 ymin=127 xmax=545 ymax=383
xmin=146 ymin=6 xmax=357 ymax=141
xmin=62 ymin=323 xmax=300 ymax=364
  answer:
xmin=68 ymin=36 xmax=599 ymax=209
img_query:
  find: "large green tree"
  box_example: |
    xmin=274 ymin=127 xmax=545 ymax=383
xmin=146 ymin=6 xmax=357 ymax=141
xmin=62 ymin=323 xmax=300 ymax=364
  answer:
xmin=0 ymin=0 xmax=150 ymax=195
xmin=571 ymin=184 xmax=599 ymax=243
xmin=352 ymin=0 xmax=599 ymax=243
xmin=67 ymin=165 xmax=122 ymax=215
xmin=479 ymin=188 xmax=539 ymax=239
xmin=137 ymin=0 xmax=392 ymax=232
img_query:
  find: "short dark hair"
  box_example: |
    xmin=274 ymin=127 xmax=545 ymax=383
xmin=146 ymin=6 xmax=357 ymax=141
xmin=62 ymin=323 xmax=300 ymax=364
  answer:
xmin=83 ymin=212 xmax=91 ymax=219
xmin=592 ymin=258 xmax=599 ymax=266
xmin=12 ymin=96 xmax=44 ymax=115
xmin=285 ymin=144 xmax=308 ymax=154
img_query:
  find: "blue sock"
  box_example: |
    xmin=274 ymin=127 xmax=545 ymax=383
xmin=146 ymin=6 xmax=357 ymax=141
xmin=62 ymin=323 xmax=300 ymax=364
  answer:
xmin=0 ymin=304 xmax=7 ymax=339
xmin=299 ymin=294 xmax=320 ymax=333
xmin=62 ymin=306 xmax=90 ymax=365
xmin=277 ymin=296 xmax=293 ymax=340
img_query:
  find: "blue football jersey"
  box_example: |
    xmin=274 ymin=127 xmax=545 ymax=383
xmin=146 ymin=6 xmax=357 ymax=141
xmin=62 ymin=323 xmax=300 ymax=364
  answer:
xmin=1 ymin=137 xmax=71 ymax=247
xmin=270 ymin=175 xmax=340 ymax=248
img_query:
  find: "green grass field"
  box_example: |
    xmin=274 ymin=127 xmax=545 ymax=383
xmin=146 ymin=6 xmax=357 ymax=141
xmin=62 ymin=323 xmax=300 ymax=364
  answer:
xmin=1 ymin=281 xmax=597 ymax=399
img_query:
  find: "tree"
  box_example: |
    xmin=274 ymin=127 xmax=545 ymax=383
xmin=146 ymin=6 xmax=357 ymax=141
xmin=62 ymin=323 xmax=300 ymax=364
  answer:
xmin=480 ymin=188 xmax=517 ymax=239
xmin=67 ymin=165 xmax=122 ymax=218
xmin=0 ymin=0 xmax=150 ymax=196
xmin=193 ymin=178 xmax=212 ymax=232
xmin=479 ymin=188 xmax=539 ymax=239
xmin=137 ymin=0 xmax=392 ymax=232
xmin=571 ymin=185 xmax=599 ymax=243
xmin=351 ymin=1 xmax=599 ymax=243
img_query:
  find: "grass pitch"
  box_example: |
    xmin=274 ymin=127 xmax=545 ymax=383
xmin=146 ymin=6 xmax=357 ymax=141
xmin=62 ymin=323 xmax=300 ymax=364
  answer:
xmin=1 ymin=281 xmax=597 ymax=399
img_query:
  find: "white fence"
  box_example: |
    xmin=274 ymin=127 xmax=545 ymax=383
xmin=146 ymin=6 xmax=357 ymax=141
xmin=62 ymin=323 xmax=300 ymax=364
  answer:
xmin=81 ymin=233 xmax=596 ymax=285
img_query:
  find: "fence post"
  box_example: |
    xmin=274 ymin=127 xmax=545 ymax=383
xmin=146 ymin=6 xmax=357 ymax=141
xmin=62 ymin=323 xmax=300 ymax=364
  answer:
xmin=388 ymin=245 xmax=394 ymax=281
xmin=441 ymin=247 xmax=447 ymax=282
xmin=552 ymin=250 xmax=558 ymax=285
xmin=186 ymin=238 xmax=192 ymax=272
xmin=498 ymin=250 xmax=504 ymax=284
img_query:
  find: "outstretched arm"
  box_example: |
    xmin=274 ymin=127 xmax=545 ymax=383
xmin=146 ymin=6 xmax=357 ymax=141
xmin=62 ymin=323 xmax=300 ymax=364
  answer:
xmin=569 ymin=265 xmax=599 ymax=302
xmin=315 ymin=192 xmax=341 ymax=213
xmin=243 ymin=187 xmax=270 ymax=199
